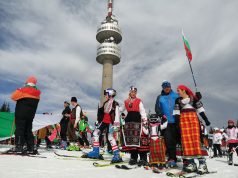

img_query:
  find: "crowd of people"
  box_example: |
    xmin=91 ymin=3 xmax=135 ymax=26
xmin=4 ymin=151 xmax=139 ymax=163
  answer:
xmin=8 ymin=76 xmax=238 ymax=174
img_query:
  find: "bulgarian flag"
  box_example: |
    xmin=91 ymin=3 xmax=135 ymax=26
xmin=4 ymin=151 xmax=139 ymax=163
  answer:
xmin=182 ymin=30 xmax=192 ymax=62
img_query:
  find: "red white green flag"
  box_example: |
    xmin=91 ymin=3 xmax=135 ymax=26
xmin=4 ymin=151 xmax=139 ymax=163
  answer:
xmin=182 ymin=30 xmax=192 ymax=62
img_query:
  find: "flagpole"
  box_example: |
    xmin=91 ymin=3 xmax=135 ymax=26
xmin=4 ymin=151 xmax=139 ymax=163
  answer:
xmin=187 ymin=57 xmax=198 ymax=92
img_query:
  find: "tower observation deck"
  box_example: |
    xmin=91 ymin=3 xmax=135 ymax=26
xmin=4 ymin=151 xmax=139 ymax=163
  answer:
xmin=96 ymin=0 xmax=122 ymax=104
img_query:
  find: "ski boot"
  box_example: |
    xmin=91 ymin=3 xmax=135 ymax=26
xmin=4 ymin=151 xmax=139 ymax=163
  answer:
xmin=83 ymin=147 xmax=103 ymax=160
xmin=158 ymin=163 xmax=166 ymax=170
xmin=150 ymin=163 xmax=159 ymax=169
xmin=197 ymin=159 xmax=209 ymax=174
xmin=111 ymin=150 xmax=123 ymax=163
xmin=138 ymin=152 xmax=149 ymax=166
xmin=129 ymin=151 xmax=138 ymax=165
xmin=66 ymin=143 xmax=80 ymax=151
xmin=228 ymin=153 xmax=233 ymax=165
xmin=138 ymin=160 xmax=149 ymax=167
xmin=7 ymin=144 xmax=24 ymax=154
xmin=60 ymin=140 xmax=67 ymax=150
xmin=129 ymin=159 xmax=138 ymax=165
xmin=167 ymin=159 xmax=178 ymax=168
xmin=183 ymin=160 xmax=197 ymax=173
xmin=27 ymin=145 xmax=38 ymax=155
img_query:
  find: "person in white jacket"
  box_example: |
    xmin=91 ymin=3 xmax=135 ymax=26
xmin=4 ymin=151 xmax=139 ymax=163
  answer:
xmin=212 ymin=127 xmax=222 ymax=157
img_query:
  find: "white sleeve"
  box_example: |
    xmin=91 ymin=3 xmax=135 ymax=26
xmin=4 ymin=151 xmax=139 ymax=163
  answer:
xmin=196 ymin=107 xmax=205 ymax=114
xmin=119 ymin=103 xmax=125 ymax=112
xmin=223 ymin=133 xmax=228 ymax=140
xmin=160 ymin=121 xmax=168 ymax=130
xmin=139 ymin=101 xmax=147 ymax=119
xmin=75 ymin=106 xmax=81 ymax=124
xmin=114 ymin=106 xmax=120 ymax=123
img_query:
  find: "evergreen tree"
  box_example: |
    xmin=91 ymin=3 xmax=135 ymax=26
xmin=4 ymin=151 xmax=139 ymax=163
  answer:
xmin=0 ymin=101 xmax=11 ymax=112
xmin=6 ymin=103 xmax=10 ymax=112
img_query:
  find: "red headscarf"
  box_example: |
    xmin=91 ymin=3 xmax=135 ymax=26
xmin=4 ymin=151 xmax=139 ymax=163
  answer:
xmin=177 ymin=85 xmax=197 ymax=100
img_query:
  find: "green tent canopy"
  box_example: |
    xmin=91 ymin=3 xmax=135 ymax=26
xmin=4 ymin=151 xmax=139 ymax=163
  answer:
xmin=0 ymin=112 xmax=15 ymax=140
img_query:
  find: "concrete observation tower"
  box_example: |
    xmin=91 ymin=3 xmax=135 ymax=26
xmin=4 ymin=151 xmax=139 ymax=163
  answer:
xmin=96 ymin=0 xmax=122 ymax=104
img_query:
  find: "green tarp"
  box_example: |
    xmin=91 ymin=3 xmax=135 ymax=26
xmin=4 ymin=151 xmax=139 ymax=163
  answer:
xmin=0 ymin=112 xmax=15 ymax=140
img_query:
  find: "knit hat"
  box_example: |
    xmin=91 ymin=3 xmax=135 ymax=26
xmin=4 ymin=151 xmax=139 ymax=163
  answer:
xmin=64 ymin=101 xmax=70 ymax=105
xmin=26 ymin=76 xmax=37 ymax=85
xmin=162 ymin=80 xmax=171 ymax=89
xmin=71 ymin=97 xmax=77 ymax=102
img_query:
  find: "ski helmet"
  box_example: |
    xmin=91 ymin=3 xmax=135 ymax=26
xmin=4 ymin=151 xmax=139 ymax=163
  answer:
xmin=104 ymin=88 xmax=116 ymax=97
xmin=130 ymin=86 xmax=137 ymax=92
xmin=148 ymin=114 xmax=160 ymax=123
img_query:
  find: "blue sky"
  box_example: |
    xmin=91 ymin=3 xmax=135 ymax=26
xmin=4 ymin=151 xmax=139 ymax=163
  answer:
xmin=0 ymin=0 xmax=238 ymax=127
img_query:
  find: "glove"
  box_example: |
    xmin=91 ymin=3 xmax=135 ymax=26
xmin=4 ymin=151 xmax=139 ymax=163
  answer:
xmin=200 ymin=112 xmax=210 ymax=126
xmin=141 ymin=118 xmax=148 ymax=135
xmin=142 ymin=118 xmax=148 ymax=125
xmin=196 ymin=92 xmax=202 ymax=100
xmin=161 ymin=115 xmax=167 ymax=124
xmin=205 ymin=120 xmax=211 ymax=126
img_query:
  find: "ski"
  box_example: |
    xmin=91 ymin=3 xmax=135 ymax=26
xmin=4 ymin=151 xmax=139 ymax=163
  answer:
xmin=115 ymin=164 xmax=139 ymax=170
xmin=143 ymin=165 xmax=161 ymax=174
xmin=166 ymin=171 xmax=190 ymax=177
xmin=54 ymin=151 xmax=110 ymax=162
xmin=0 ymin=152 xmax=47 ymax=158
xmin=166 ymin=170 xmax=217 ymax=178
xmin=93 ymin=162 xmax=125 ymax=167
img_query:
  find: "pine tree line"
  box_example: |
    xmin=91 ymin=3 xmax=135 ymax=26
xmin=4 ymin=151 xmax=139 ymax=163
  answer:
xmin=0 ymin=101 xmax=11 ymax=112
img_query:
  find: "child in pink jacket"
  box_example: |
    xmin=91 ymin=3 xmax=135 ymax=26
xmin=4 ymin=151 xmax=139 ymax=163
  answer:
xmin=225 ymin=120 xmax=238 ymax=165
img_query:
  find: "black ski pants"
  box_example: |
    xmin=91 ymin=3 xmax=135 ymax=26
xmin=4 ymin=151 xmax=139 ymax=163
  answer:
xmin=164 ymin=123 xmax=179 ymax=162
xmin=60 ymin=118 xmax=69 ymax=141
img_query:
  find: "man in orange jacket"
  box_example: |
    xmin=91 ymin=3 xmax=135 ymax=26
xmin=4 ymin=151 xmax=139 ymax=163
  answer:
xmin=10 ymin=76 xmax=41 ymax=154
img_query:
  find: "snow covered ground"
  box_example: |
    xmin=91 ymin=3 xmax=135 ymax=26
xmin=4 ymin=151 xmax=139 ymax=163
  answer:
xmin=0 ymin=145 xmax=238 ymax=178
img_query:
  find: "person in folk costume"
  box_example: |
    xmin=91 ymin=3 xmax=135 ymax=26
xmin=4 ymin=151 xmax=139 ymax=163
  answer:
xmin=200 ymin=120 xmax=209 ymax=149
xmin=173 ymin=85 xmax=211 ymax=174
xmin=155 ymin=80 xmax=179 ymax=168
xmin=224 ymin=120 xmax=238 ymax=165
xmin=84 ymin=88 xmax=123 ymax=163
xmin=60 ymin=101 xmax=71 ymax=149
xmin=11 ymin=76 xmax=41 ymax=154
xmin=120 ymin=86 xmax=150 ymax=166
xmin=148 ymin=114 xmax=168 ymax=170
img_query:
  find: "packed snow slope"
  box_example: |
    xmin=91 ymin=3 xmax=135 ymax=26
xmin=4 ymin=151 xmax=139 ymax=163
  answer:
xmin=0 ymin=145 xmax=237 ymax=178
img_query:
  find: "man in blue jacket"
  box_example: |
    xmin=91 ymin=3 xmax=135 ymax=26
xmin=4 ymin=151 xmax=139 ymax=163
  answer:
xmin=155 ymin=81 xmax=179 ymax=167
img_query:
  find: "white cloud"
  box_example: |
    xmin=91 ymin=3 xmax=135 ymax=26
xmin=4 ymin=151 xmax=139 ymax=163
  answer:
xmin=0 ymin=0 xmax=238 ymax=127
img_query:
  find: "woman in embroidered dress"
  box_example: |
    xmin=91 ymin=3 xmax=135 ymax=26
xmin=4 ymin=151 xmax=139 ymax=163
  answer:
xmin=120 ymin=86 xmax=149 ymax=166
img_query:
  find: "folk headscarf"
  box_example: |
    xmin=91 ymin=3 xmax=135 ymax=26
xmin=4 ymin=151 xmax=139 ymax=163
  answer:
xmin=177 ymin=85 xmax=197 ymax=100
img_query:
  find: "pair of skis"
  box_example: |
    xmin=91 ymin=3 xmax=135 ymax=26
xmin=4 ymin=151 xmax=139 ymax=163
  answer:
xmin=0 ymin=149 xmax=47 ymax=158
